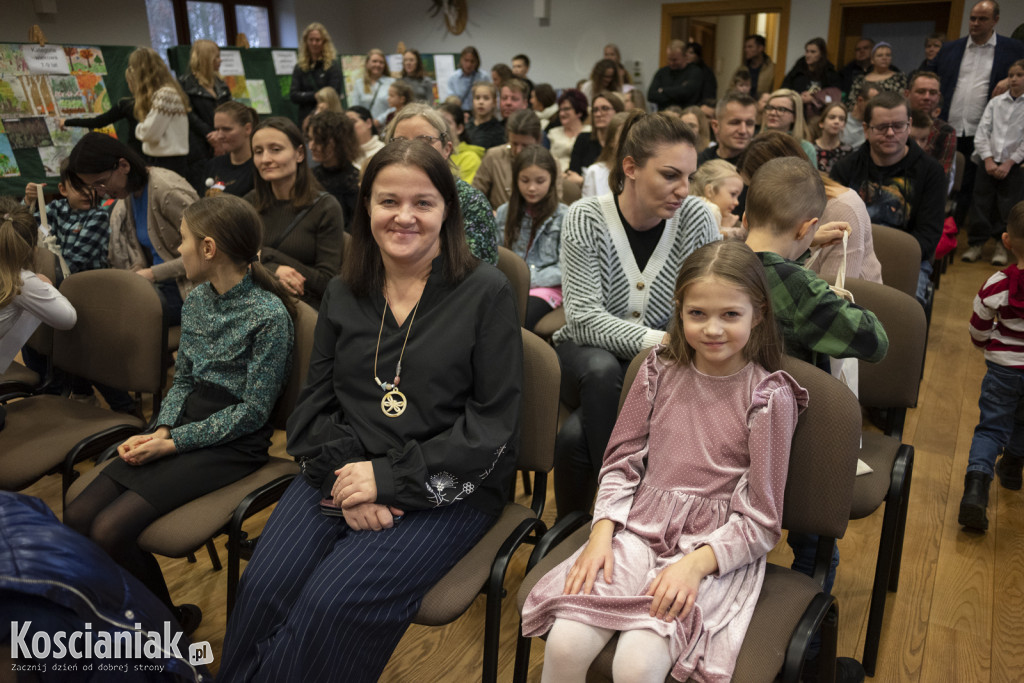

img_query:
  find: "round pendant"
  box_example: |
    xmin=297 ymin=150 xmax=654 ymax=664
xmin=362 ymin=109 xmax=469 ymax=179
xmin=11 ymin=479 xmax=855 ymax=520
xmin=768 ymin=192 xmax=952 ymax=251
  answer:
xmin=381 ymin=390 xmax=407 ymax=418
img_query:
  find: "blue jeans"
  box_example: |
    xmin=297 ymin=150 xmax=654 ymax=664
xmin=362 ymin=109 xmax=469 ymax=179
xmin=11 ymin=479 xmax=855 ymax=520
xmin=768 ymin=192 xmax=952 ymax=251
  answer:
xmin=788 ymin=533 xmax=840 ymax=594
xmin=967 ymin=361 xmax=1024 ymax=476
xmin=917 ymin=260 xmax=933 ymax=306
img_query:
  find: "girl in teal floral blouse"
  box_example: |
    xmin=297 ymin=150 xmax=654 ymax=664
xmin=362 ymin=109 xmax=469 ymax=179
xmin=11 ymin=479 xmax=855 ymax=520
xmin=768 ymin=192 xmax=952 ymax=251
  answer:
xmin=64 ymin=195 xmax=296 ymax=634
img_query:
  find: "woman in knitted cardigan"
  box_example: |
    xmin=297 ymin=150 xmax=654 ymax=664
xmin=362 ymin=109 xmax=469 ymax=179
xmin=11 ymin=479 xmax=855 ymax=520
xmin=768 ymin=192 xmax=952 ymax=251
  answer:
xmin=128 ymin=47 xmax=191 ymax=180
xmin=552 ymin=111 xmax=719 ymax=518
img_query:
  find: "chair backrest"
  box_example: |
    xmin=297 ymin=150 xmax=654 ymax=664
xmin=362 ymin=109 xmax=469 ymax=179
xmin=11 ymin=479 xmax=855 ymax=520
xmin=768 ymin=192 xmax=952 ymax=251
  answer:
xmin=53 ymin=270 xmax=166 ymax=394
xmin=871 ymin=224 xmax=921 ymax=298
xmin=518 ymin=328 xmax=561 ymax=473
xmin=845 ymin=278 xmax=926 ymax=410
xmin=496 ymin=246 xmax=530 ymax=327
xmin=269 ymin=300 xmax=318 ymax=431
xmin=618 ymin=346 xmax=654 ymax=413
xmin=779 ymin=356 xmax=861 ymax=538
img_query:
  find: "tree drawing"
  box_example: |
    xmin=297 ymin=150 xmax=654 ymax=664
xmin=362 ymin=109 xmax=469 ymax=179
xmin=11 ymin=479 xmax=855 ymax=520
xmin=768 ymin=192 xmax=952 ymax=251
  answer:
xmin=78 ymin=49 xmax=95 ymax=68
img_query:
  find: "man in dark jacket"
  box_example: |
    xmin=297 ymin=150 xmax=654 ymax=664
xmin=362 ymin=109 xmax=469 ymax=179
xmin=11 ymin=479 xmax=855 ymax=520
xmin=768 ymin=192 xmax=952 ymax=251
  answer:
xmin=647 ymin=40 xmax=716 ymax=110
xmin=831 ymin=92 xmax=946 ymax=304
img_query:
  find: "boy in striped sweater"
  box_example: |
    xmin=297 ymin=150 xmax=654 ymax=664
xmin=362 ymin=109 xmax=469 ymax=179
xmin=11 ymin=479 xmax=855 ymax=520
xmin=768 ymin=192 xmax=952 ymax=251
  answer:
xmin=960 ymin=200 xmax=1024 ymax=532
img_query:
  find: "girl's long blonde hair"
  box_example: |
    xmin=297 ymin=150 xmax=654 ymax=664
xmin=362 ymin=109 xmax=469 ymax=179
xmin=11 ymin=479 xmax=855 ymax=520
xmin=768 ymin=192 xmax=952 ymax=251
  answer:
xmin=188 ymin=40 xmax=221 ymax=90
xmin=127 ymin=47 xmax=189 ymax=121
xmin=297 ymin=22 xmax=337 ymax=72
xmin=0 ymin=199 xmax=38 ymax=309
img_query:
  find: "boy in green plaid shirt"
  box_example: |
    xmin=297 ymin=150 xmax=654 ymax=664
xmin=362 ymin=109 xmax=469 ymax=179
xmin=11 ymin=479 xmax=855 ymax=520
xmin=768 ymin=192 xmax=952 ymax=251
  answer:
xmin=744 ymin=158 xmax=888 ymax=674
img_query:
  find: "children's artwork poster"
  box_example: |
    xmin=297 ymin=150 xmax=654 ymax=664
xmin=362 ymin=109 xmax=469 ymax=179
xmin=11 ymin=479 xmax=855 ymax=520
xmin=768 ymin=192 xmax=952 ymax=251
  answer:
xmin=341 ymin=55 xmax=367 ymax=105
xmin=48 ymin=75 xmax=88 ymax=116
xmin=432 ymin=54 xmax=456 ymax=101
xmin=278 ymin=75 xmax=291 ymax=100
xmin=0 ymin=77 xmax=31 ymax=116
xmin=22 ymin=44 xmax=70 ymax=75
xmin=0 ymin=45 xmax=28 ymax=75
xmin=74 ymin=72 xmax=111 ymax=113
xmin=3 ymin=116 xmax=52 ymax=150
xmin=46 ymin=116 xmax=86 ymax=148
xmin=0 ymin=134 xmax=19 ymax=177
xmin=64 ymin=46 xmax=107 ymax=75
xmin=14 ymin=75 xmax=58 ymax=117
xmin=38 ymin=145 xmax=71 ymax=176
xmin=224 ymin=75 xmax=249 ymax=101
xmin=219 ymin=51 xmax=245 ymax=77
xmin=272 ymin=50 xmax=297 ymax=76
xmin=246 ymin=79 xmax=272 ymax=114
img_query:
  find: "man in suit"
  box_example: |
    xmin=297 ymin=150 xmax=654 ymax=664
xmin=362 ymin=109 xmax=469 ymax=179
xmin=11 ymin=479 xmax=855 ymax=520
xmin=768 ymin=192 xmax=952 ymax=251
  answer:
xmin=933 ymin=0 xmax=1024 ymax=242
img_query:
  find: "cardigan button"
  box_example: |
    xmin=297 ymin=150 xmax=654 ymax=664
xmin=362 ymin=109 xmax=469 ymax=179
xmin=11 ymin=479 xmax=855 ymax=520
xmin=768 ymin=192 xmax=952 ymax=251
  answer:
xmin=636 ymin=282 xmax=645 ymax=290
xmin=631 ymin=311 xmax=641 ymax=318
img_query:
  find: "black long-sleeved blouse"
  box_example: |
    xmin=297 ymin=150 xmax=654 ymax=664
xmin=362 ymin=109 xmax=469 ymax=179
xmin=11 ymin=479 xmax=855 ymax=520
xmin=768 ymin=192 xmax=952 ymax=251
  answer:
xmin=286 ymin=258 xmax=523 ymax=518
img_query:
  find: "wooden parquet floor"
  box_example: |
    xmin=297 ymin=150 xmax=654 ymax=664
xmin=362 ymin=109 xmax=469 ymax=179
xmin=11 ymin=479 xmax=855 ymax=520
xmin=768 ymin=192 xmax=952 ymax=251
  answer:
xmin=16 ymin=242 xmax=1024 ymax=682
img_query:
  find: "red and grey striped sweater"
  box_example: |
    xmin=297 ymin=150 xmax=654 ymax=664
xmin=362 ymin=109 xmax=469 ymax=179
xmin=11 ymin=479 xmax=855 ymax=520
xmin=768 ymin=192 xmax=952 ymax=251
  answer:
xmin=970 ymin=264 xmax=1024 ymax=369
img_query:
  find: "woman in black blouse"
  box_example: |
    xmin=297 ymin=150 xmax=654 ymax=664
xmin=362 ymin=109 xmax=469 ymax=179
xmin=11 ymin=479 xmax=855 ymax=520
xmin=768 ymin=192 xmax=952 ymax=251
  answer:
xmin=179 ymin=39 xmax=231 ymax=193
xmin=245 ymin=117 xmax=344 ymax=309
xmin=307 ymin=110 xmax=360 ymax=228
xmin=218 ymin=139 xmax=522 ymax=683
xmin=290 ymin=22 xmax=343 ymax=126
xmin=566 ymin=91 xmax=625 ymax=190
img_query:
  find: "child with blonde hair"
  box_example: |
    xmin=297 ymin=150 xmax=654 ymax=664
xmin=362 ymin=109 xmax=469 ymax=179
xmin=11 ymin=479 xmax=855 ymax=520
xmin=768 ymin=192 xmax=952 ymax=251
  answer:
xmin=692 ymin=159 xmax=744 ymax=237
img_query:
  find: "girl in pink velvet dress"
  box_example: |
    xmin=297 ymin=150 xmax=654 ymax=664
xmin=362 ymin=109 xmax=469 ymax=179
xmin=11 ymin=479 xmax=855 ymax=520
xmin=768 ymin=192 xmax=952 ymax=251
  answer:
xmin=523 ymin=240 xmax=808 ymax=683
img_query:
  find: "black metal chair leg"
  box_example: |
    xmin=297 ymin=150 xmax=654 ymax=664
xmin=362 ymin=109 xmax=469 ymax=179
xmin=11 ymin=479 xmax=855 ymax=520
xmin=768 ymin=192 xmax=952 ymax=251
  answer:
xmin=206 ymin=538 xmax=222 ymax=571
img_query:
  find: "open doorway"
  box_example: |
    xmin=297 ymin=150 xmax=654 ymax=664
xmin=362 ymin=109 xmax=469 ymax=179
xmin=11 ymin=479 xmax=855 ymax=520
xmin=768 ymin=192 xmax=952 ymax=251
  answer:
xmin=660 ymin=0 xmax=791 ymax=99
xmin=827 ymin=0 xmax=964 ymax=73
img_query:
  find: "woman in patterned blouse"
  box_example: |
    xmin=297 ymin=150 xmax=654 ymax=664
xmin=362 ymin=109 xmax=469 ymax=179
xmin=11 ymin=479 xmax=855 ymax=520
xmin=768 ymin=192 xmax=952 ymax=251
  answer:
xmin=64 ymin=195 xmax=296 ymax=635
xmin=383 ymin=104 xmax=499 ymax=265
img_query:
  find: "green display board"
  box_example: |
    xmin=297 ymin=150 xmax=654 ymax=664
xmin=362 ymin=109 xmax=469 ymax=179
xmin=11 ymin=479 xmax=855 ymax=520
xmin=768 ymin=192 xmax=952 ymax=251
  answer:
xmin=0 ymin=43 xmax=134 ymax=195
xmin=167 ymin=45 xmax=301 ymax=124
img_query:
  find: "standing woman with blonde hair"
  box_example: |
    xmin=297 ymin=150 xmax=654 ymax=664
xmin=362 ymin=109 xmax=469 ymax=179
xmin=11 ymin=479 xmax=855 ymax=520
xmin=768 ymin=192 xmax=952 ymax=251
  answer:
xmin=290 ymin=22 xmax=343 ymax=126
xmin=128 ymin=47 xmax=191 ymax=178
xmin=350 ymin=49 xmax=395 ymax=127
xmin=180 ymin=39 xmax=231 ymax=193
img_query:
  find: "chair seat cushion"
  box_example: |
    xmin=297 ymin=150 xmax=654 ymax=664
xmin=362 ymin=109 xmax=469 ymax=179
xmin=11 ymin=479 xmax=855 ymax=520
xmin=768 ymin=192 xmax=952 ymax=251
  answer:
xmin=851 ymin=431 xmax=901 ymax=519
xmin=0 ymin=396 xmax=144 ymax=490
xmin=415 ymin=502 xmax=536 ymax=625
xmin=66 ymin=457 xmax=299 ymax=557
xmin=0 ymin=362 xmax=39 ymax=389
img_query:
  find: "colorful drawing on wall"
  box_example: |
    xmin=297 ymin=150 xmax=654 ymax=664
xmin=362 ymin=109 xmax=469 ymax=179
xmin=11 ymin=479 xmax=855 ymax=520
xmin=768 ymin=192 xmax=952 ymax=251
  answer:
xmin=341 ymin=55 xmax=366 ymax=105
xmin=64 ymin=46 xmax=107 ymax=75
xmin=278 ymin=75 xmax=291 ymax=100
xmin=14 ymin=75 xmax=58 ymax=117
xmin=38 ymin=144 xmax=72 ymax=177
xmin=246 ymin=79 xmax=272 ymax=114
xmin=4 ymin=116 xmax=53 ymax=150
xmin=0 ymin=134 xmax=20 ymax=177
xmin=0 ymin=46 xmax=28 ymax=75
xmin=0 ymin=77 xmax=31 ymax=116
xmin=48 ymin=75 xmax=88 ymax=116
xmin=224 ymin=75 xmax=249 ymax=101
xmin=74 ymin=72 xmax=111 ymax=113
xmin=46 ymin=117 xmax=86 ymax=148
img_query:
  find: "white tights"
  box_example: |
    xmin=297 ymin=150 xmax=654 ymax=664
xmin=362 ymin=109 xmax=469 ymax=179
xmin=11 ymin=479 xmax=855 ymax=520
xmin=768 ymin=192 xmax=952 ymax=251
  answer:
xmin=541 ymin=619 xmax=673 ymax=683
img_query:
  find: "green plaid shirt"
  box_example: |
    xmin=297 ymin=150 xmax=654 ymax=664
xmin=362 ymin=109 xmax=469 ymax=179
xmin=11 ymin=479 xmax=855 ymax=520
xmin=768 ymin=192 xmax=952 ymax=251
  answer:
xmin=757 ymin=251 xmax=888 ymax=370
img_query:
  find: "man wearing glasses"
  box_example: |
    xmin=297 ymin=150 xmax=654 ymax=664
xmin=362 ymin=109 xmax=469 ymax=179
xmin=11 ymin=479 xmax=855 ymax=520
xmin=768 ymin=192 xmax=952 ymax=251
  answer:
xmin=831 ymin=92 xmax=946 ymax=304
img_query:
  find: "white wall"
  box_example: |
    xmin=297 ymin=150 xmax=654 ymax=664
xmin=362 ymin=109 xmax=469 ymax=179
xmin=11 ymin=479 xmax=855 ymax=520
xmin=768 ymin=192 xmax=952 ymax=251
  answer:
xmin=0 ymin=0 xmax=151 ymax=46
xmin=956 ymin=4 xmax=1024 ymax=40
xmin=304 ymin=0 xmax=837 ymax=93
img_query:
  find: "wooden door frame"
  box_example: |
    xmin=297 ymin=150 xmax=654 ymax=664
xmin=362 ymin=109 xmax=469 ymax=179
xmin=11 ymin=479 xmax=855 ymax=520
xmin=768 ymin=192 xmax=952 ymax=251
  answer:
xmin=660 ymin=0 xmax=791 ymax=89
xmin=827 ymin=0 xmax=965 ymax=65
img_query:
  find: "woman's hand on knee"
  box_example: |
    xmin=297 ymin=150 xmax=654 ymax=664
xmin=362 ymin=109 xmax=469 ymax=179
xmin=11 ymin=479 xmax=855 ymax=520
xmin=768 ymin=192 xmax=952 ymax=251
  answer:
xmin=334 ymin=461 xmax=378 ymax=508
xmin=342 ymin=502 xmax=397 ymax=531
xmin=564 ymin=519 xmax=615 ymax=596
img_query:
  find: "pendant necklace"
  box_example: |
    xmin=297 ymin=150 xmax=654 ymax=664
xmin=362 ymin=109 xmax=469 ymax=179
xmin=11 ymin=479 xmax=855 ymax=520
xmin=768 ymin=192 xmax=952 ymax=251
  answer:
xmin=373 ymin=289 xmax=421 ymax=418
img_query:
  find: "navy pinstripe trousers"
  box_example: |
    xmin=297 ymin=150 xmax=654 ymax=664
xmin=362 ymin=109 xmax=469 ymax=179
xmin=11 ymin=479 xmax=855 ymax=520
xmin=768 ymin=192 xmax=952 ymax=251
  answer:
xmin=217 ymin=477 xmax=492 ymax=682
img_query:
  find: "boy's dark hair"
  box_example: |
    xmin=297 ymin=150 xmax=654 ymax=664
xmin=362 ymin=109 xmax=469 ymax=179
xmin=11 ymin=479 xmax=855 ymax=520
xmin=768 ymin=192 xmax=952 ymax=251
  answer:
xmin=1007 ymin=201 xmax=1024 ymax=242
xmin=512 ymin=54 xmax=530 ymax=68
xmin=533 ymin=83 xmax=556 ymax=108
xmin=910 ymin=108 xmax=932 ymax=129
xmin=746 ymin=157 xmax=826 ymax=235
xmin=745 ymin=34 xmax=767 ymax=49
